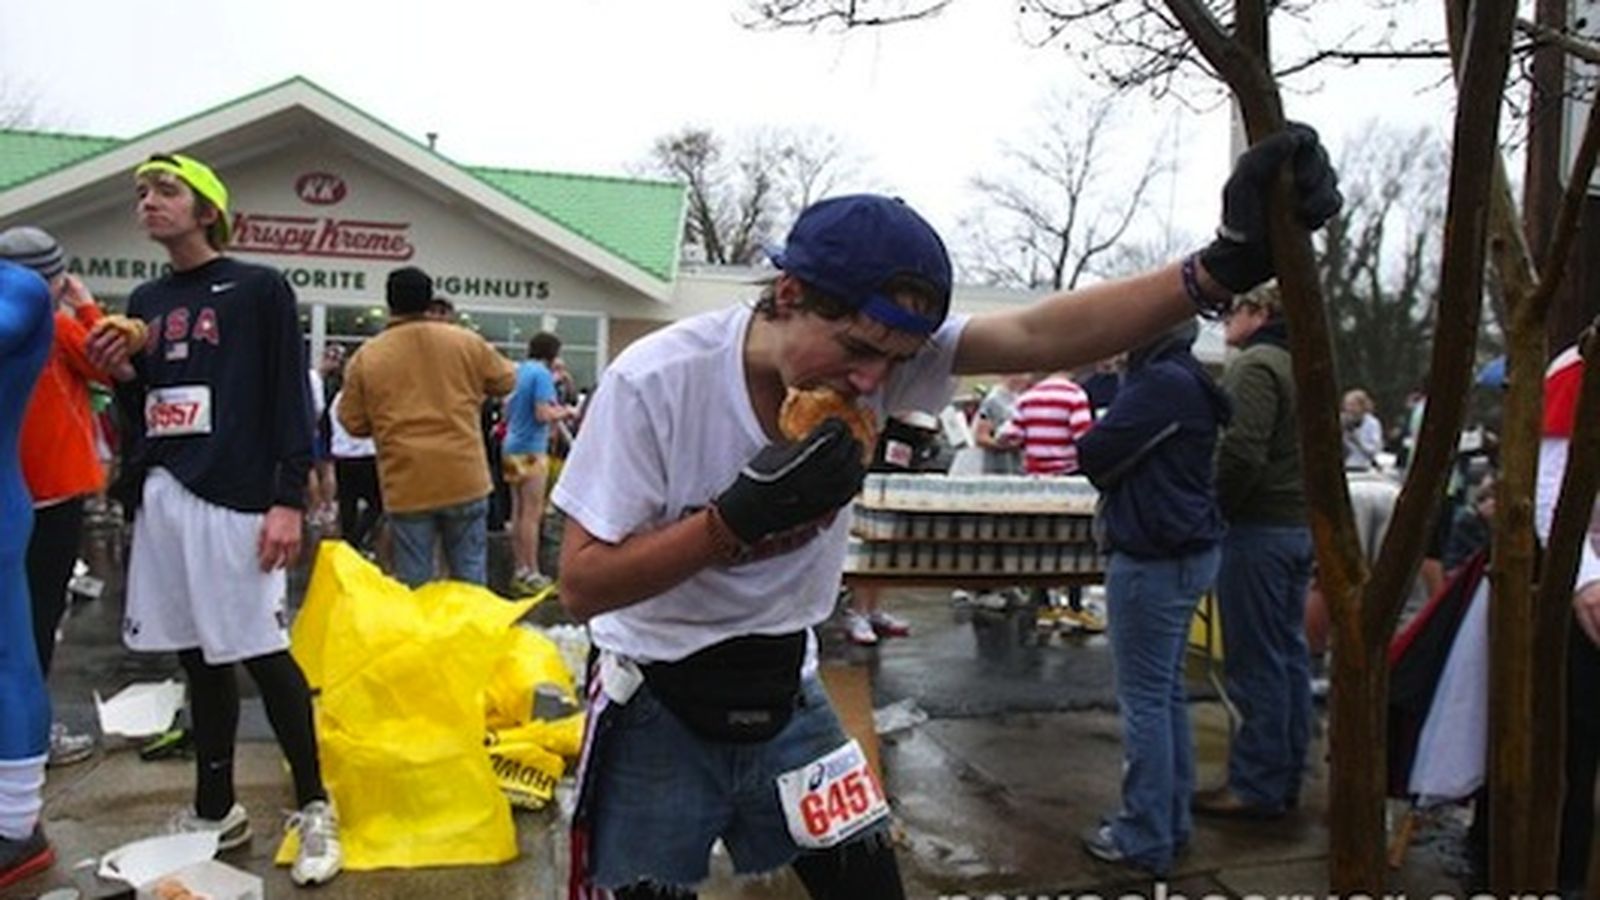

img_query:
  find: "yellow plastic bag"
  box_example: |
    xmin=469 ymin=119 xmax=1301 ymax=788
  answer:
xmin=482 ymin=625 xmax=585 ymax=809
xmin=484 ymin=625 xmax=577 ymax=732
xmin=485 ymin=718 xmax=582 ymax=809
xmin=277 ymin=542 xmax=532 ymax=870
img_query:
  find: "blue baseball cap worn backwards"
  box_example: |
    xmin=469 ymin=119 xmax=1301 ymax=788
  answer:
xmin=767 ymin=194 xmax=952 ymax=336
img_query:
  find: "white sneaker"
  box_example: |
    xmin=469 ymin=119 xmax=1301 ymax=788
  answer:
xmin=47 ymin=721 xmax=95 ymax=767
xmin=1311 ymin=676 xmax=1331 ymax=700
xmin=869 ymin=610 xmax=911 ymax=638
xmin=289 ymin=799 xmax=343 ymax=886
xmin=170 ymin=802 xmax=251 ymax=850
xmin=845 ymin=612 xmax=879 ymax=646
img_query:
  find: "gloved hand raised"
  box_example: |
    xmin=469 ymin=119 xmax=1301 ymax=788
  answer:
xmin=1200 ymin=122 xmax=1343 ymax=294
xmin=714 ymin=417 xmax=867 ymax=546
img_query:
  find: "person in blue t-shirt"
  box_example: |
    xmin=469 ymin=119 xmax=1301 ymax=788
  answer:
xmin=502 ymin=331 xmax=573 ymax=595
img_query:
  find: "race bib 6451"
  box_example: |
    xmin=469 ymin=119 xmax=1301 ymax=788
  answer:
xmin=776 ymin=739 xmax=889 ymax=849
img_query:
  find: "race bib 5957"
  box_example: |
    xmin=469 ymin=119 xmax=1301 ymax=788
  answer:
xmin=145 ymin=385 xmax=213 ymax=438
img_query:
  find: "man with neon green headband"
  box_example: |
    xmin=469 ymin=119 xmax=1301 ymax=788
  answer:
xmin=86 ymin=152 xmax=342 ymax=886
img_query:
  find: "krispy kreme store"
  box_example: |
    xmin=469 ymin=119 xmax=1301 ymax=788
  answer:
xmin=0 ymin=78 xmax=698 ymax=392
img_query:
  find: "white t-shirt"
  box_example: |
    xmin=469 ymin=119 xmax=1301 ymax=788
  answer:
xmin=328 ymin=390 xmax=376 ymax=459
xmin=553 ymin=303 xmax=964 ymax=663
xmin=307 ymin=369 xmax=326 ymax=420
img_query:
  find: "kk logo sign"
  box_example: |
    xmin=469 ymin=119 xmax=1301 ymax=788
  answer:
xmin=295 ymin=172 xmax=348 ymax=206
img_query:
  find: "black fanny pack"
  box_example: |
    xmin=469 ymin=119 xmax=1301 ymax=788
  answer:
xmin=641 ymin=631 xmax=807 ymax=743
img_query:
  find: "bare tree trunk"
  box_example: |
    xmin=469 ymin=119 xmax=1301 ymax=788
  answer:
xmin=1164 ymin=0 xmax=1375 ymax=887
xmin=1446 ymin=0 xmax=1600 ymax=887
xmin=1163 ymin=1 xmax=1515 ymax=890
xmin=1490 ymin=255 xmax=1556 ymax=893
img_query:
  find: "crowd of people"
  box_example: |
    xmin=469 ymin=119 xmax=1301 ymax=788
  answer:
xmin=3 ymin=118 xmax=1593 ymax=900
xmin=0 ymin=120 xmax=1342 ymax=895
xmin=0 ymin=154 xmax=589 ymax=890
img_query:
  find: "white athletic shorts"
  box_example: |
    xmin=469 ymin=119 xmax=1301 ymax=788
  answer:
xmin=123 ymin=467 xmax=290 ymax=664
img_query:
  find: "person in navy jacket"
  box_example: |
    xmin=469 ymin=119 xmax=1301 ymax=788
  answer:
xmin=1074 ymin=318 xmax=1230 ymax=875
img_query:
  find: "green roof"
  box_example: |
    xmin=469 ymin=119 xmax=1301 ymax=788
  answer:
xmin=469 ymin=166 xmax=684 ymax=282
xmin=0 ymin=130 xmax=121 ymax=191
xmin=0 ymin=78 xmax=685 ymax=284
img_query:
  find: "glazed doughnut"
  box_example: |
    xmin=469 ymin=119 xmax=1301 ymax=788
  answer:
xmin=93 ymin=313 xmax=150 ymax=353
xmin=779 ymin=387 xmax=877 ymax=461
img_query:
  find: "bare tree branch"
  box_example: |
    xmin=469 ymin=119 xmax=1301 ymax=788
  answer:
xmin=1517 ymin=16 xmax=1600 ymax=65
xmin=1319 ymin=126 xmax=1445 ymax=427
xmin=643 ymin=125 xmax=868 ymax=264
xmin=960 ymin=92 xmax=1170 ymax=290
xmin=0 ymin=78 xmax=45 ymax=129
xmin=741 ymin=0 xmax=954 ymax=30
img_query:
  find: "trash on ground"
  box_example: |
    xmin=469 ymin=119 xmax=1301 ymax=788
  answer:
xmin=873 ymin=698 xmax=929 ymax=737
xmin=97 ymin=832 xmax=216 ymax=888
xmin=137 ymin=859 xmax=261 ymax=900
xmin=68 ymin=559 xmax=104 ymax=599
xmin=95 ymin=680 xmax=185 ymax=738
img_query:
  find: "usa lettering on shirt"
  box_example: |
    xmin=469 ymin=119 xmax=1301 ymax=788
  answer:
xmin=147 ymin=306 xmax=223 ymax=357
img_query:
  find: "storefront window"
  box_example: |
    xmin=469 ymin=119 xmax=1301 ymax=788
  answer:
xmin=326 ymin=305 xmax=391 ymax=341
xmin=456 ymin=309 xmax=601 ymax=388
xmin=301 ymin=303 xmax=603 ymax=389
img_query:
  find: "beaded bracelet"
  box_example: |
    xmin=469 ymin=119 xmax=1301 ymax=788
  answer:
xmin=1182 ymin=253 xmax=1234 ymax=319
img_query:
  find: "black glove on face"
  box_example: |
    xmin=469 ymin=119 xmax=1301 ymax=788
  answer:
xmin=714 ymin=417 xmax=867 ymax=546
xmin=1200 ymin=121 xmax=1344 ymax=294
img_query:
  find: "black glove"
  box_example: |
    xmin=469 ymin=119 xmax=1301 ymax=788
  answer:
xmin=1200 ymin=121 xmax=1343 ymax=293
xmin=714 ymin=417 xmax=867 ymax=546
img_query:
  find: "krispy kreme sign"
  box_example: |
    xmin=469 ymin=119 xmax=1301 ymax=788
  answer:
xmin=227 ymin=170 xmax=415 ymax=261
xmin=230 ymin=212 xmax=416 ymax=261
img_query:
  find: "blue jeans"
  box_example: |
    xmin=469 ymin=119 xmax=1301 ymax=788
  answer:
xmin=388 ymin=497 xmax=489 ymax=588
xmin=1105 ymin=546 xmax=1220 ymax=873
xmin=1215 ymin=523 xmax=1314 ymax=810
xmin=587 ymin=677 xmax=889 ymax=888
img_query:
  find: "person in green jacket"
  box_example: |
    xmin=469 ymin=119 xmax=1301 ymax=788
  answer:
xmin=1195 ymin=282 xmax=1314 ymax=821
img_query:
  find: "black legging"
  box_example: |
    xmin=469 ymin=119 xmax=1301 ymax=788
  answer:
xmin=612 ymin=830 xmax=905 ymax=900
xmin=335 ymin=457 xmax=383 ymax=550
xmin=26 ymin=496 xmax=86 ymax=677
xmin=179 ymin=648 xmax=326 ymax=818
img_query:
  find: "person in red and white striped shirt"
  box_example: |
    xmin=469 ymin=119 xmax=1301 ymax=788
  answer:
xmin=997 ymin=371 xmax=1095 ymax=474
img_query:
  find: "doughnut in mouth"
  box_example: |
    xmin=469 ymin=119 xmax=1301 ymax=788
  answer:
xmin=778 ymin=386 xmax=878 ymax=462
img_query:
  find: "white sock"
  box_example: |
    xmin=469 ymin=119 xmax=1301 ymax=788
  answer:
xmin=0 ymin=754 xmax=46 ymax=839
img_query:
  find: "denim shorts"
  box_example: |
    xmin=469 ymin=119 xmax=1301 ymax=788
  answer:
xmin=587 ymin=675 xmax=884 ymax=889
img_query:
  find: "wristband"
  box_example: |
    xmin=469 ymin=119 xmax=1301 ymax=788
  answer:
xmin=704 ymin=504 xmax=750 ymax=565
xmin=1183 ymin=253 xmax=1234 ymax=319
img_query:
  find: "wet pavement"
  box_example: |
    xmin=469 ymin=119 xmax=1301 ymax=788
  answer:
xmin=9 ymin=520 xmax=1484 ymax=899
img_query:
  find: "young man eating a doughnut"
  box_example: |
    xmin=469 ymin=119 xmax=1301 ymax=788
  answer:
xmin=555 ymin=126 xmax=1342 ymax=899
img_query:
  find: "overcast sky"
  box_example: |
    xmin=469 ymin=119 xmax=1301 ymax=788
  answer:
xmin=3 ymin=1 xmax=1460 ymax=253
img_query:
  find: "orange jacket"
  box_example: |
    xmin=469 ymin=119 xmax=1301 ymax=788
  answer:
xmin=21 ymin=304 xmax=109 ymax=504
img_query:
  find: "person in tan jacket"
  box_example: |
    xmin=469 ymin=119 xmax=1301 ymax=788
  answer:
xmin=338 ymin=267 xmax=515 ymax=587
